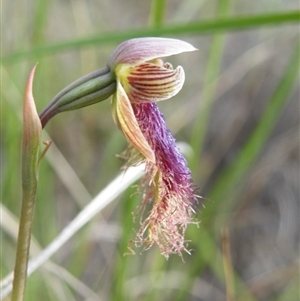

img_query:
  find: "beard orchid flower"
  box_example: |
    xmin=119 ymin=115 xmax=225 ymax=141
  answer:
xmin=39 ymin=37 xmax=199 ymax=258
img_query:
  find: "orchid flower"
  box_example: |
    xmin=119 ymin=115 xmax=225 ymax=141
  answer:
xmin=39 ymin=37 xmax=198 ymax=258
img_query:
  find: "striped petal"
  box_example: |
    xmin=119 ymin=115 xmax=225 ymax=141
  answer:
xmin=116 ymin=62 xmax=185 ymax=103
xmin=108 ymin=37 xmax=197 ymax=69
xmin=112 ymin=80 xmax=156 ymax=163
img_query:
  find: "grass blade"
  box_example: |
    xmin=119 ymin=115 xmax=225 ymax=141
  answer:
xmin=2 ymin=11 xmax=299 ymax=63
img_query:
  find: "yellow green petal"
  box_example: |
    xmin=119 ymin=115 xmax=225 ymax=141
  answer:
xmin=112 ymin=81 xmax=156 ymax=163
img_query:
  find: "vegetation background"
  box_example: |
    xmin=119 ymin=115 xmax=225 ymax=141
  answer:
xmin=1 ymin=0 xmax=299 ymax=300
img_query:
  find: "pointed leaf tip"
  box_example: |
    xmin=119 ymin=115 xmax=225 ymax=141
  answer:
xmin=23 ymin=64 xmax=42 ymax=167
xmin=24 ymin=63 xmax=41 ymax=134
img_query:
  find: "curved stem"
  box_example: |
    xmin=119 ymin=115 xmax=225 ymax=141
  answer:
xmin=11 ymin=187 xmax=37 ymax=301
xmin=11 ymin=65 xmax=42 ymax=301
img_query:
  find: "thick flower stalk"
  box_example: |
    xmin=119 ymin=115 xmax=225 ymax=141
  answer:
xmin=12 ymin=65 xmax=42 ymax=301
xmin=40 ymin=37 xmax=198 ymax=258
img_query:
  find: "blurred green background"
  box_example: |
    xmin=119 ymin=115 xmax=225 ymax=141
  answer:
xmin=1 ymin=0 xmax=299 ymax=300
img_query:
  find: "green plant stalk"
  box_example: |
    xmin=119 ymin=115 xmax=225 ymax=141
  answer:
xmin=221 ymin=227 xmax=235 ymax=301
xmin=2 ymin=10 xmax=299 ymax=63
xmin=31 ymin=0 xmax=49 ymax=45
xmin=149 ymin=0 xmax=166 ymax=27
xmin=177 ymin=1 xmax=232 ymax=299
xmin=11 ymin=65 xmax=42 ymax=301
xmin=110 ymin=186 xmax=138 ymax=301
xmin=190 ymin=0 xmax=232 ymax=174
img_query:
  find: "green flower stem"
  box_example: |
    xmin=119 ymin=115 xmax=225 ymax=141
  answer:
xmin=190 ymin=0 xmax=231 ymax=174
xmin=12 ymin=65 xmax=42 ymax=301
xmin=149 ymin=0 xmax=166 ymax=27
xmin=39 ymin=67 xmax=116 ymax=128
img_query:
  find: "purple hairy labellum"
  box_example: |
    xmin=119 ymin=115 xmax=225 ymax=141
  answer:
xmin=129 ymin=103 xmax=198 ymax=258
